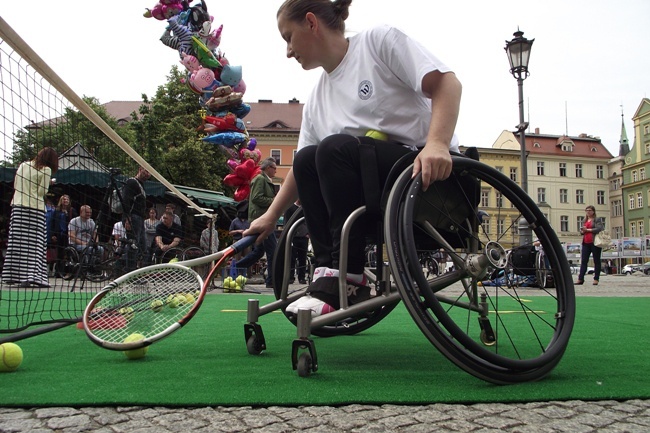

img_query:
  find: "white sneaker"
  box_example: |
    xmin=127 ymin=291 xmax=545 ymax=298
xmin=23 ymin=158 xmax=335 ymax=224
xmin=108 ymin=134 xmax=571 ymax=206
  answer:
xmin=286 ymin=295 xmax=336 ymax=318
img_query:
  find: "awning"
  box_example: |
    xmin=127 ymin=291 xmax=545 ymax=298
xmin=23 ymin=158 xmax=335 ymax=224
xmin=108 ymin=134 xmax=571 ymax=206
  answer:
xmin=168 ymin=185 xmax=236 ymax=209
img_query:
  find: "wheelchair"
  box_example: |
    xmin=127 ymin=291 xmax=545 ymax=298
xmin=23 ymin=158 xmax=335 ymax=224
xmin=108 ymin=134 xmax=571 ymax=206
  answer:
xmin=243 ymin=150 xmax=575 ymax=384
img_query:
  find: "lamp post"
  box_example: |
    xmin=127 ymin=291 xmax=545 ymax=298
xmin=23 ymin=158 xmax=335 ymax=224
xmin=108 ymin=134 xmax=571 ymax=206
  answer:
xmin=505 ymin=29 xmax=534 ymax=245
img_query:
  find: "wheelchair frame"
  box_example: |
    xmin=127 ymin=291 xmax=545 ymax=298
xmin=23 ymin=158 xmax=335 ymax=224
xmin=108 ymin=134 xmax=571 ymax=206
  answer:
xmin=242 ymin=153 xmax=576 ymax=384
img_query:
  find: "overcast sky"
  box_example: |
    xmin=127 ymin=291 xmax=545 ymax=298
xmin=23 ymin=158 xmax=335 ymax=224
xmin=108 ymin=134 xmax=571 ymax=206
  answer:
xmin=2 ymin=0 xmax=649 ymax=156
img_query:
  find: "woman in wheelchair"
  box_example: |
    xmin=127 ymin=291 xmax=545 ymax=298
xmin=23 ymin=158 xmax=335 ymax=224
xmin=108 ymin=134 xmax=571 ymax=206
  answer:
xmin=245 ymin=0 xmax=461 ymax=317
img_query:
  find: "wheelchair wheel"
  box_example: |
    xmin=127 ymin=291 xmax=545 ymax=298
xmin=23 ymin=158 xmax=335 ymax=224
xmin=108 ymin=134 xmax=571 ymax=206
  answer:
xmin=272 ymin=206 xmax=399 ymax=337
xmin=58 ymin=247 xmax=80 ymax=280
xmin=385 ymin=157 xmax=575 ymax=384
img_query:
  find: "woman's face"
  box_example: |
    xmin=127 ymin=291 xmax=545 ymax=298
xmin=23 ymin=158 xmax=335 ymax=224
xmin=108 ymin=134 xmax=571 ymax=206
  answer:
xmin=149 ymin=209 xmax=157 ymax=218
xmin=278 ymin=12 xmax=320 ymax=70
xmin=62 ymin=196 xmax=70 ymax=205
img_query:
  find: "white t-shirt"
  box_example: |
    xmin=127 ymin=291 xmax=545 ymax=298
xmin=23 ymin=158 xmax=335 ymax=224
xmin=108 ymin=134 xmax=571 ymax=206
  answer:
xmin=298 ymin=25 xmax=459 ymax=152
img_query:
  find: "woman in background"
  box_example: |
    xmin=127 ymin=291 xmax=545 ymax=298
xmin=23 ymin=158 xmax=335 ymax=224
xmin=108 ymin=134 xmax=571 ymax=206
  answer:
xmin=2 ymin=147 xmax=58 ymax=287
xmin=144 ymin=207 xmax=159 ymax=261
xmin=576 ymin=205 xmax=604 ymax=286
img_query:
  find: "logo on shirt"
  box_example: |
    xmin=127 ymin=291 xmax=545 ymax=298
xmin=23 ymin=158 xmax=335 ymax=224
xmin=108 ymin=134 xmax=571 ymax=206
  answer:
xmin=358 ymin=80 xmax=373 ymax=100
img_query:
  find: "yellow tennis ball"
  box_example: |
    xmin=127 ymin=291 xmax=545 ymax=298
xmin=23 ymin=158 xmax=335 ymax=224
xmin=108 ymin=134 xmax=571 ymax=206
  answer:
xmin=365 ymin=130 xmax=388 ymax=141
xmin=184 ymin=293 xmax=196 ymax=304
xmin=119 ymin=307 xmax=135 ymax=321
xmin=169 ymin=257 xmax=179 ymax=263
xmin=235 ymin=275 xmax=246 ymax=286
xmin=122 ymin=333 xmax=148 ymax=360
xmin=175 ymin=295 xmax=187 ymax=306
xmin=151 ymin=299 xmax=164 ymax=313
xmin=0 ymin=343 xmax=23 ymax=372
xmin=168 ymin=297 xmax=179 ymax=308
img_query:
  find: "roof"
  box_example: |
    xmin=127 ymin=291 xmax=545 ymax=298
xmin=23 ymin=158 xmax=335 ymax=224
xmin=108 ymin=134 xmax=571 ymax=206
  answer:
xmin=525 ymin=133 xmax=613 ymax=159
xmin=241 ymin=100 xmax=304 ymax=131
xmin=101 ymin=101 xmax=147 ymax=124
xmin=58 ymin=142 xmax=109 ymax=172
xmin=168 ymin=185 xmax=235 ymax=208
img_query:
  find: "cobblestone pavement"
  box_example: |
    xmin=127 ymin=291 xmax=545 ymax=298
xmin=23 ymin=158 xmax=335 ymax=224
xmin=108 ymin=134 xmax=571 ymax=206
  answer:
xmin=1 ymin=274 xmax=647 ymax=433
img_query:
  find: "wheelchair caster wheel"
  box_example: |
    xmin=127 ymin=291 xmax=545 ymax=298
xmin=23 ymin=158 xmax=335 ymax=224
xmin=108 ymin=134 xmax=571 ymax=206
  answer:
xmin=480 ymin=330 xmax=496 ymax=346
xmin=244 ymin=323 xmax=266 ymax=355
xmin=246 ymin=334 xmax=265 ymax=355
xmin=297 ymin=352 xmax=313 ymax=377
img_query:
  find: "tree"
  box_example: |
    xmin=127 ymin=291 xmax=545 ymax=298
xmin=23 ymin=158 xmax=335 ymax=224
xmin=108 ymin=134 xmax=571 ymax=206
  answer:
xmin=129 ymin=65 xmax=228 ymax=191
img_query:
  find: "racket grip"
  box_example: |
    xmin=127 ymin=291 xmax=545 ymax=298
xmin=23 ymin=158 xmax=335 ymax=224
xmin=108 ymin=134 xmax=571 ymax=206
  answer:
xmin=232 ymin=235 xmax=257 ymax=253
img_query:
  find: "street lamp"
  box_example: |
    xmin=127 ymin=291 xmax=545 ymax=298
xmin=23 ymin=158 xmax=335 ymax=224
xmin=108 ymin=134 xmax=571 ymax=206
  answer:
xmin=505 ymin=29 xmax=534 ymax=245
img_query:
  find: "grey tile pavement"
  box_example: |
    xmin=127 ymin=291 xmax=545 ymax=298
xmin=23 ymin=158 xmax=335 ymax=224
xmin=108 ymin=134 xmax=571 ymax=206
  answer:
xmin=1 ymin=274 xmax=648 ymax=432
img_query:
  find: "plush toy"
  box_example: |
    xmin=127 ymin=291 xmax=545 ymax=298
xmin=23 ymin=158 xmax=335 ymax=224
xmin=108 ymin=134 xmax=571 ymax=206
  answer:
xmin=197 ymin=114 xmax=245 ymax=134
xmin=144 ymin=0 xmax=184 ymax=20
xmin=204 ymin=24 xmax=223 ymax=50
xmin=239 ymin=147 xmax=261 ymax=164
xmin=223 ymin=159 xmax=261 ymax=202
xmin=201 ymin=131 xmax=248 ymax=147
xmin=191 ymin=36 xmax=222 ymax=70
xmin=161 ymin=15 xmax=195 ymax=55
xmin=190 ymin=67 xmax=215 ymax=91
xmin=180 ymin=52 xmax=200 ymax=71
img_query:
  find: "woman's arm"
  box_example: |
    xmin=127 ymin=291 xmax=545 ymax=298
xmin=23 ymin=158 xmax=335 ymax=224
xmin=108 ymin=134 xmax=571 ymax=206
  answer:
xmin=413 ymin=71 xmax=462 ymax=190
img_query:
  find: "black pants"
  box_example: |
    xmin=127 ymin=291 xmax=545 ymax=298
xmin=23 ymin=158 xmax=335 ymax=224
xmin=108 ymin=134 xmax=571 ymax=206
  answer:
xmin=293 ymin=134 xmax=413 ymax=274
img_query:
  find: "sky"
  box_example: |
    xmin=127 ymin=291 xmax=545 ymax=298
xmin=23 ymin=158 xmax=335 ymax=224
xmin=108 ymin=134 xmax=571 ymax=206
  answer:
xmin=2 ymin=0 xmax=649 ymax=156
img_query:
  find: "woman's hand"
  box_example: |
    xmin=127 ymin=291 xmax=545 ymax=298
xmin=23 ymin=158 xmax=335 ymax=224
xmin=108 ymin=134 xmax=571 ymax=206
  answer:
xmin=244 ymin=213 xmax=277 ymax=244
xmin=413 ymin=142 xmax=452 ymax=191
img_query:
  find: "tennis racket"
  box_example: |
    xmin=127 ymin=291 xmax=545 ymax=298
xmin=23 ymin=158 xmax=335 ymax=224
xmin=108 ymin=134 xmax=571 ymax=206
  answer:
xmin=82 ymin=235 xmax=257 ymax=351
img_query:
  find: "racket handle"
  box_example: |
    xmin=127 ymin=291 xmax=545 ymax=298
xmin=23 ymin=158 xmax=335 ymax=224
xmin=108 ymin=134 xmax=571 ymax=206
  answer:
xmin=232 ymin=235 xmax=257 ymax=253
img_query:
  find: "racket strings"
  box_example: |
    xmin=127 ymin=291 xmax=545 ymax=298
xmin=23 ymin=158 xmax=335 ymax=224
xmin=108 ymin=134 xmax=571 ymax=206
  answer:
xmin=86 ymin=268 xmax=202 ymax=344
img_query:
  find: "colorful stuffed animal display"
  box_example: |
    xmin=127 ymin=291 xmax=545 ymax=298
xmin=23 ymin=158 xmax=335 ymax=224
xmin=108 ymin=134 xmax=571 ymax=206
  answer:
xmin=148 ymin=0 xmax=260 ymax=201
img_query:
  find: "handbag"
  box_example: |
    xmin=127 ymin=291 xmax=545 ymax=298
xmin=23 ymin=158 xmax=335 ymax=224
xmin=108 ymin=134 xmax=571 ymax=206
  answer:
xmin=594 ymin=230 xmax=612 ymax=248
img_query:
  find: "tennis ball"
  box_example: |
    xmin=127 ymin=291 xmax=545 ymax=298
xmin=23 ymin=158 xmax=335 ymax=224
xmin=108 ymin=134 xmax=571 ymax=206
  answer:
xmin=365 ymin=130 xmax=388 ymax=141
xmin=235 ymin=275 xmax=247 ymax=286
xmin=0 ymin=343 xmax=23 ymax=372
xmin=151 ymin=299 xmax=164 ymax=313
xmin=184 ymin=293 xmax=196 ymax=304
xmin=169 ymin=257 xmax=179 ymax=263
xmin=122 ymin=333 xmax=148 ymax=360
xmin=175 ymin=295 xmax=187 ymax=306
xmin=168 ymin=297 xmax=179 ymax=308
xmin=119 ymin=307 xmax=135 ymax=321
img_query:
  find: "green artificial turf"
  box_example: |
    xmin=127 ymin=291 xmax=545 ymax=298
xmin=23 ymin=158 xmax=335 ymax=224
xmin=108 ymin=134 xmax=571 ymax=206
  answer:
xmin=1 ymin=295 xmax=648 ymax=407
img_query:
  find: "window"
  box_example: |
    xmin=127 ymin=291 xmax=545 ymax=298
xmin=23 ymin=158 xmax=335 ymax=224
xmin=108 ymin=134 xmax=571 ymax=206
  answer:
xmin=560 ymin=216 xmax=568 ymax=232
xmin=640 ymin=221 xmax=645 ymax=237
xmin=630 ymin=221 xmax=637 ymax=237
xmin=560 ymin=189 xmax=568 ymax=203
xmin=575 ymin=164 xmax=583 ymax=177
xmin=576 ymin=189 xmax=584 ymax=204
xmin=641 ymin=168 xmax=646 ymax=180
xmin=537 ymin=188 xmax=546 ymax=203
xmin=637 ymin=192 xmax=643 ymax=209
xmin=576 ymin=216 xmax=584 ymax=232
xmin=597 ymin=190 xmax=605 ymax=205
xmin=481 ymin=189 xmax=490 ymax=207
xmin=495 ymin=192 xmax=503 ymax=207
xmin=497 ymin=218 xmax=505 ymax=236
xmin=596 ymin=165 xmax=604 ymax=179
xmin=495 ymin=166 xmax=503 ymax=173
xmin=537 ymin=161 xmax=545 ymax=176
xmin=559 ymin=163 xmax=567 ymax=177
xmin=271 ymin=149 xmax=281 ymax=165
xmin=611 ymin=179 xmax=620 ymax=190
xmin=614 ymin=226 xmax=622 ymax=239
xmin=645 ymin=142 xmax=650 ymax=154
xmin=613 ymin=199 xmax=623 ymax=217
xmin=632 ymin=170 xmax=638 ymax=183
xmin=510 ymin=167 xmax=517 ymax=182
xmin=629 ymin=194 xmax=635 ymax=210
xmin=645 ymin=124 xmax=650 ymax=135
xmin=482 ymin=220 xmax=490 ymax=235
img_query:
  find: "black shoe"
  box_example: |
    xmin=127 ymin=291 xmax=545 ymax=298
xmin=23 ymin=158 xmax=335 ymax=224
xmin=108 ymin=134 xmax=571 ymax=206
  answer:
xmin=299 ymin=280 xmax=307 ymax=284
xmin=288 ymin=278 xmax=295 ymax=284
xmin=265 ymin=283 xmax=273 ymax=289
